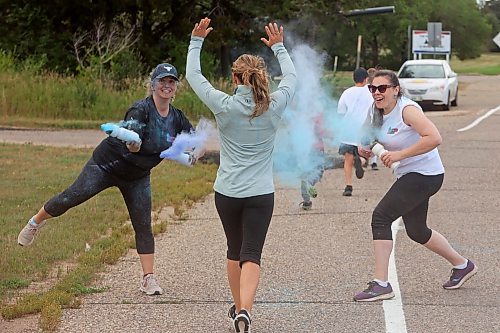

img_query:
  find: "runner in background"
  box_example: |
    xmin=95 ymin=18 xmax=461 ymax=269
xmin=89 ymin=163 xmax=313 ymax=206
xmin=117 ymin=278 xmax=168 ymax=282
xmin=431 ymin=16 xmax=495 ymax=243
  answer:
xmin=337 ymin=67 xmax=373 ymax=196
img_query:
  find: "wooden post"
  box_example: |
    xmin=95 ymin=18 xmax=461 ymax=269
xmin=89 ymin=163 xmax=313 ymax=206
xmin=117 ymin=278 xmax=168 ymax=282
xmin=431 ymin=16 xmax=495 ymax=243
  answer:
xmin=355 ymin=35 xmax=362 ymax=69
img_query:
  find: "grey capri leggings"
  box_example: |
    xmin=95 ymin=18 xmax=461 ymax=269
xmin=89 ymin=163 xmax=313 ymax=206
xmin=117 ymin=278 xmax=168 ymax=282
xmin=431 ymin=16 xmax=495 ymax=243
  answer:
xmin=44 ymin=157 xmax=154 ymax=254
xmin=372 ymin=172 xmax=444 ymax=244
xmin=214 ymin=191 xmax=274 ymax=266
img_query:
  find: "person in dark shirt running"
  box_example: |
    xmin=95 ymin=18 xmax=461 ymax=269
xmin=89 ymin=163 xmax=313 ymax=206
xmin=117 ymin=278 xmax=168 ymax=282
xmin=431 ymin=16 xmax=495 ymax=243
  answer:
xmin=17 ymin=63 xmax=194 ymax=295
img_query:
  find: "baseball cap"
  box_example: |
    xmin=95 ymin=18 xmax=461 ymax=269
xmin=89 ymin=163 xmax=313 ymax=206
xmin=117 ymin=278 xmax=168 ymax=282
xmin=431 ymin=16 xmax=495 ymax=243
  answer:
xmin=151 ymin=63 xmax=179 ymax=81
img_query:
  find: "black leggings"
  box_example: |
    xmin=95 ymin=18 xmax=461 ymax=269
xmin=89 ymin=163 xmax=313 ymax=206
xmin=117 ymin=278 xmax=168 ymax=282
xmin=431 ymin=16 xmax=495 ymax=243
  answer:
xmin=214 ymin=192 xmax=274 ymax=266
xmin=44 ymin=157 xmax=154 ymax=254
xmin=372 ymin=173 xmax=444 ymax=244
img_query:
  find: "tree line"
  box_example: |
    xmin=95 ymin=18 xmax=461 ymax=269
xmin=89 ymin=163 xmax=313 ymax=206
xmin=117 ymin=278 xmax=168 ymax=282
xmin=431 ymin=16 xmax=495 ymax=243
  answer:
xmin=1 ymin=0 xmax=498 ymax=83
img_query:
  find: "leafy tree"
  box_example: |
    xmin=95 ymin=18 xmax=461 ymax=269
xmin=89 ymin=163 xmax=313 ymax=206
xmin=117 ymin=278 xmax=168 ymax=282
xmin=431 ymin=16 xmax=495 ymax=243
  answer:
xmin=427 ymin=0 xmax=492 ymax=59
xmin=0 ymin=0 xmax=494 ymax=77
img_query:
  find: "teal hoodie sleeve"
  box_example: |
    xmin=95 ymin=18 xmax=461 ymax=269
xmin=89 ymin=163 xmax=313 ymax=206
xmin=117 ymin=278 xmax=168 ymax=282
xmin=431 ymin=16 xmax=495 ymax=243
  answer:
xmin=186 ymin=36 xmax=231 ymax=115
xmin=268 ymin=42 xmax=297 ymax=118
xmin=186 ymin=36 xmax=297 ymax=118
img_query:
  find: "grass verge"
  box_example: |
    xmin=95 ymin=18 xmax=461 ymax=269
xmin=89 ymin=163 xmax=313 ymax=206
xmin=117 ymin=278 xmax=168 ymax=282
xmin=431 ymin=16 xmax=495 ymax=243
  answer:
xmin=0 ymin=143 xmax=217 ymax=330
xmin=451 ymin=52 xmax=500 ymax=75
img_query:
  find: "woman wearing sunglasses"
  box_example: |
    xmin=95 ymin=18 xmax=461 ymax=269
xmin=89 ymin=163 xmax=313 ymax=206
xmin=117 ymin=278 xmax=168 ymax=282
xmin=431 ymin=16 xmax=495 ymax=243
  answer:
xmin=353 ymin=70 xmax=477 ymax=302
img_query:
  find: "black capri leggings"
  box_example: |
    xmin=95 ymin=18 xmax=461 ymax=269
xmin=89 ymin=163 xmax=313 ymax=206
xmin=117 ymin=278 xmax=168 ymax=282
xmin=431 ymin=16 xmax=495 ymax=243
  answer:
xmin=214 ymin=192 xmax=274 ymax=266
xmin=372 ymin=172 xmax=444 ymax=244
xmin=44 ymin=157 xmax=154 ymax=254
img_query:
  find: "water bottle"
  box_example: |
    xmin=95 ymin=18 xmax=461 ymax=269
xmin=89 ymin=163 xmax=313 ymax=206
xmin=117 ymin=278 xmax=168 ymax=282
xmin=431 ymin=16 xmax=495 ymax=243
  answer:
xmin=371 ymin=142 xmax=400 ymax=169
xmin=101 ymin=123 xmax=140 ymax=143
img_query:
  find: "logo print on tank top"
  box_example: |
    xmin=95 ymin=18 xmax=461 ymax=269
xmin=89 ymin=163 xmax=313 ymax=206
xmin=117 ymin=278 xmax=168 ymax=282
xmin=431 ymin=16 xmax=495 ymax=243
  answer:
xmin=387 ymin=127 xmax=399 ymax=134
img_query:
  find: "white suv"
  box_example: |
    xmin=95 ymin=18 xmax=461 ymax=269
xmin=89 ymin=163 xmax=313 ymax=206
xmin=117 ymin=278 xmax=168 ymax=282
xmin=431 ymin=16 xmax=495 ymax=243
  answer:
xmin=397 ymin=59 xmax=458 ymax=110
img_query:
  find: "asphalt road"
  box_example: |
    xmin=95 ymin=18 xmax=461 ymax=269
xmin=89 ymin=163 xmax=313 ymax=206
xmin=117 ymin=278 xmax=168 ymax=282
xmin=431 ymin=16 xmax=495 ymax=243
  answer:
xmin=1 ymin=75 xmax=499 ymax=333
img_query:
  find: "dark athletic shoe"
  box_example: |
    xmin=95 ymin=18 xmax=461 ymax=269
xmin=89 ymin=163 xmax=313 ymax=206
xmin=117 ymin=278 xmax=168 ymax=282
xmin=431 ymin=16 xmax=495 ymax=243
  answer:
xmin=234 ymin=309 xmax=251 ymax=333
xmin=342 ymin=185 xmax=353 ymax=196
xmin=299 ymin=201 xmax=312 ymax=210
xmin=354 ymin=281 xmax=395 ymax=302
xmin=354 ymin=154 xmax=364 ymax=179
xmin=228 ymin=304 xmax=237 ymax=322
xmin=443 ymin=260 xmax=478 ymax=290
xmin=308 ymin=186 xmax=318 ymax=198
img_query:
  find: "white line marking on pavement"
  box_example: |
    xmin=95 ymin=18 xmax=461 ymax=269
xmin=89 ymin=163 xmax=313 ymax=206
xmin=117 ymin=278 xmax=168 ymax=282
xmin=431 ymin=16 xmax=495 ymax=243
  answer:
xmin=457 ymin=105 xmax=500 ymax=132
xmin=383 ymin=218 xmax=408 ymax=333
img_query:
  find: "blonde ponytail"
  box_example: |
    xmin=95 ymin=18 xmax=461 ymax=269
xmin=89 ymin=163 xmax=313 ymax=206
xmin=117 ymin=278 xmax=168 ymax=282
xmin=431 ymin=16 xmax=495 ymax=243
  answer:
xmin=232 ymin=54 xmax=271 ymax=119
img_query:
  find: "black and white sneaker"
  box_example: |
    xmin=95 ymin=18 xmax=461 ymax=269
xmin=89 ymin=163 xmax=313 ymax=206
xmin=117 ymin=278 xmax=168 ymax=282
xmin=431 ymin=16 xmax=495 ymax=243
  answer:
xmin=234 ymin=309 xmax=251 ymax=333
xmin=228 ymin=304 xmax=237 ymax=322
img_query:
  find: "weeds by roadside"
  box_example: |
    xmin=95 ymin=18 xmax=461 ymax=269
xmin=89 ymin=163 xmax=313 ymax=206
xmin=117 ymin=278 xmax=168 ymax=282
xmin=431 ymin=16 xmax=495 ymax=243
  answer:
xmin=0 ymin=143 xmax=217 ymax=330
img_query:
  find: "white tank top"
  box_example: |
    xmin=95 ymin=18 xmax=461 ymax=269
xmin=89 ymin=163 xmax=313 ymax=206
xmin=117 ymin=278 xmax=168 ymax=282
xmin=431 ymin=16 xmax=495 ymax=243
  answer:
xmin=371 ymin=96 xmax=444 ymax=178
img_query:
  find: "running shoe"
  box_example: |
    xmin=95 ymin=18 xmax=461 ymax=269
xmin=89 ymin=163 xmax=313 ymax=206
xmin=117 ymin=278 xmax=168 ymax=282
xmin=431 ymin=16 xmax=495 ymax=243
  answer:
xmin=354 ymin=154 xmax=365 ymax=179
xmin=18 ymin=217 xmax=46 ymax=246
xmin=443 ymin=260 xmax=478 ymax=289
xmin=299 ymin=201 xmax=312 ymax=210
xmin=234 ymin=309 xmax=251 ymax=333
xmin=228 ymin=304 xmax=237 ymax=322
xmin=342 ymin=185 xmax=353 ymax=196
xmin=308 ymin=186 xmax=318 ymax=198
xmin=140 ymin=273 xmax=163 ymax=295
xmin=354 ymin=281 xmax=395 ymax=302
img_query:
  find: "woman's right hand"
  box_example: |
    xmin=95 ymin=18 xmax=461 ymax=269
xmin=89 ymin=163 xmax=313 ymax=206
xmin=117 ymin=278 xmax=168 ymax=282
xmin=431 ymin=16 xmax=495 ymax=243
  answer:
xmin=358 ymin=146 xmax=372 ymax=159
xmin=260 ymin=23 xmax=284 ymax=48
xmin=126 ymin=140 xmax=141 ymax=153
xmin=192 ymin=17 xmax=213 ymax=38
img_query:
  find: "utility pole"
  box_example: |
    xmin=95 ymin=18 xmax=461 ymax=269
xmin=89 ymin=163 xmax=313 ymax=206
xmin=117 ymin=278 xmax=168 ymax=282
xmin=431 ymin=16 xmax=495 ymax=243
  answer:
xmin=340 ymin=6 xmax=396 ymax=69
xmin=355 ymin=35 xmax=362 ymax=69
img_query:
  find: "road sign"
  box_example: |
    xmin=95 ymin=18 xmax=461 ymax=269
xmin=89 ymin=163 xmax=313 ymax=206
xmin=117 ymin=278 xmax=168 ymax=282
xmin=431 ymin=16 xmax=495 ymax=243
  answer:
xmin=493 ymin=32 xmax=500 ymax=48
xmin=412 ymin=30 xmax=451 ymax=54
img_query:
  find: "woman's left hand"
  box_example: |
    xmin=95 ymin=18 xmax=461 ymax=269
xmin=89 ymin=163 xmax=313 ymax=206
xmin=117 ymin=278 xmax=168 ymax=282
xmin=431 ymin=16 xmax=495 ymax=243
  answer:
xmin=192 ymin=17 xmax=213 ymax=38
xmin=380 ymin=150 xmax=403 ymax=168
xmin=260 ymin=23 xmax=284 ymax=47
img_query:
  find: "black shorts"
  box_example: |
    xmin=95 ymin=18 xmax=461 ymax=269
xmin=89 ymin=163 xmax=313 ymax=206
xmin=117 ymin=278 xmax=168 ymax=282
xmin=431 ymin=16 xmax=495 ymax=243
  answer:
xmin=214 ymin=192 xmax=274 ymax=266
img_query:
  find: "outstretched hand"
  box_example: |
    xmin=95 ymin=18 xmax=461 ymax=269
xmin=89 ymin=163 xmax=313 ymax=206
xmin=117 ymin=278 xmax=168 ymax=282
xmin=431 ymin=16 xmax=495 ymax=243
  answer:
xmin=192 ymin=17 xmax=213 ymax=38
xmin=260 ymin=23 xmax=284 ymax=48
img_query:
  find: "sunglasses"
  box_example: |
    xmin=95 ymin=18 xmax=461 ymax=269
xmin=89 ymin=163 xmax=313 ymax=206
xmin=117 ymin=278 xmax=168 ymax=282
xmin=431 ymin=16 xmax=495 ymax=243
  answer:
xmin=368 ymin=84 xmax=395 ymax=93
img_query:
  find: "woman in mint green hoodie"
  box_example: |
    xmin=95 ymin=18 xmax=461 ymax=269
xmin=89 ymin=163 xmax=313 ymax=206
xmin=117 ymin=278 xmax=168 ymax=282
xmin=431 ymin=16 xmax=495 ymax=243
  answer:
xmin=187 ymin=18 xmax=296 ymax=333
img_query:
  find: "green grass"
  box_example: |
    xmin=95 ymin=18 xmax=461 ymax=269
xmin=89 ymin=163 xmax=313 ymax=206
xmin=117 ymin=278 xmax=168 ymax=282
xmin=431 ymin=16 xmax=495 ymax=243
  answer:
xmin=450 ymin=52 xmax=500 ymax=75
xmin=323 ymin=71 xmax=355 ymax=96
xmin=0 ymin=65 xmax=219 ymax=129
xmin=0 ymin=143 xmax=217 ymax=328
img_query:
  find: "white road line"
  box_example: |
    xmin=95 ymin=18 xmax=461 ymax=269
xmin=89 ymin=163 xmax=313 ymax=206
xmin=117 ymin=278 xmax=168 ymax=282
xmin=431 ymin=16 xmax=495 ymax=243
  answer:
xmin=457 ymin=105 xmax=500 ymax=132
xmin=383 ymin=218 xmax=408 ymax=333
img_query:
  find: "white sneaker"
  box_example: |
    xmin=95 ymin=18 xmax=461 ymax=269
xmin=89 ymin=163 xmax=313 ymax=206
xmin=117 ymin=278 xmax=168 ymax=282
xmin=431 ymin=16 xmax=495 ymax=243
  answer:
xmin=18 ymin=217 xmax=46 ymax=246
xmin=140 ymin=273 xmax=163 ymax=295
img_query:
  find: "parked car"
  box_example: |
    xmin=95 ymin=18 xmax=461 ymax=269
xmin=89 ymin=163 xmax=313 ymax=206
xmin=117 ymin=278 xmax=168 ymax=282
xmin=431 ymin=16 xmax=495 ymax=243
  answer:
xmin=397 ymin=59 xmax=458 ymax=110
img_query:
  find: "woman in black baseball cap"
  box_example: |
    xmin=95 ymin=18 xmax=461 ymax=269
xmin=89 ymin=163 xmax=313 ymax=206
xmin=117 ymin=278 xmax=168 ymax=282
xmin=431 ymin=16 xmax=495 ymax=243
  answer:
xmin=150 ymin=63 xmax=180 ymax=82
xmin=17 ymin=62 xmax=195 ymax=296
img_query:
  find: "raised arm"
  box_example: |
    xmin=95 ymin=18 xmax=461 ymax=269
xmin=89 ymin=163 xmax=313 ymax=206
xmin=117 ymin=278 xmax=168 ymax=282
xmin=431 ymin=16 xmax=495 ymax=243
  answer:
xmin=186 ymin=18 xmax=230 ymax=114
xmin=263 ymin=23 xmax=296 ymax=112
